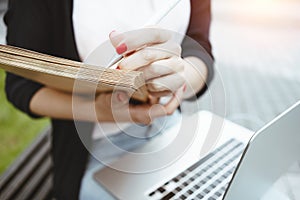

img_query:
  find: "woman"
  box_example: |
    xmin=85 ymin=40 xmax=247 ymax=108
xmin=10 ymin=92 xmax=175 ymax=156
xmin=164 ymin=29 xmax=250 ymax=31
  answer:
xmin=4 ymin=0 xmax=213 ymax=199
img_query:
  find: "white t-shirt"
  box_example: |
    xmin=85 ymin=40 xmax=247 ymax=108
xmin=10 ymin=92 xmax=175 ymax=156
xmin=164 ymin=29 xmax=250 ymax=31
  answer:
xmin=73 ymin=0 xmax=191 ymax=139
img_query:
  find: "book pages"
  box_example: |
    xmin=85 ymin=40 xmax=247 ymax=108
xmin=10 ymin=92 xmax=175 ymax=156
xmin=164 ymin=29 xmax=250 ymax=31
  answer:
xmin=0 ymin=45 xmax=148 ymax=102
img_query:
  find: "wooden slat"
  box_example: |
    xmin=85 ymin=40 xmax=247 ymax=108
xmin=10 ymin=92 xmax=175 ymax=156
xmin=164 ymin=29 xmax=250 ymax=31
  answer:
xmin=14 ymin=157 xmax=52 ymax=200
xmin=0 ymin=134 xmax=51 ymax=200
xmin=32 ymin=174 xmax=53 ymax=200
xmin=0 ymin=128 xmax=51 ymax=189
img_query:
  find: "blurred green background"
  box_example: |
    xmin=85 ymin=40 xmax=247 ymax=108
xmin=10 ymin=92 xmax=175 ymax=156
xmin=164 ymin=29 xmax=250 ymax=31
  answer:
xmin=0 ymin=69 xmax=49 ymax=174
xmin=0 ymin=0 xmax=49 ymax=175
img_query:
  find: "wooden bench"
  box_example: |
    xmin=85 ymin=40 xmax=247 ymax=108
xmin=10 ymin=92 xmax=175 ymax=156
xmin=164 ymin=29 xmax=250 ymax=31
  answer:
xmin=0 ymin=128 xmax=53 ymax=200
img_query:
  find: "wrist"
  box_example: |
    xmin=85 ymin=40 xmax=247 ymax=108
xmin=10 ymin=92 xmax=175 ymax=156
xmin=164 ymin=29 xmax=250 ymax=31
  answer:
xmin=182 ymin=56 xmax=208 ymax=99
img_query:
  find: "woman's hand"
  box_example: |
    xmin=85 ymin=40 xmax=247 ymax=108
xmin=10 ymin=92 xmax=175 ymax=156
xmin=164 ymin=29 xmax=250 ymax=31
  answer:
xmin=94 ymin=88 xmax=184 ymax=124
xmin=109 ymin=28 xmax=186 ymax=97
xmin=29 ymin=85 xmax=183 ymax=125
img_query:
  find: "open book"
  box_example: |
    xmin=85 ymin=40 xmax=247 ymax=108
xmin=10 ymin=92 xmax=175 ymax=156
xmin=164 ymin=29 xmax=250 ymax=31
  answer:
xmin=0 ymin=45 xmax=148 ymax=102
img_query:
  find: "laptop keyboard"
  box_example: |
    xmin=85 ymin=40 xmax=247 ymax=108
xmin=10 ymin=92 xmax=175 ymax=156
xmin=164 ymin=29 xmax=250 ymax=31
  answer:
xmin=147 ymin=139 xmax=246 ymax=200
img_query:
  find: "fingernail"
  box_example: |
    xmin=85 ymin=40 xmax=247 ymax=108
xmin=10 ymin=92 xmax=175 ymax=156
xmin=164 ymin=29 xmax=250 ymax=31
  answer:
xmin=117 ymin=93 xmax=126 ymax=102
xmin=109 ymin=30 xmax=116 ymax=36
xmin=109 ymin=30 xmax=117 ymax=38
xmin=183 ymin=84 xmax=187 ymax=92
xmin=116 ymin=43 xmax=127 ymax=54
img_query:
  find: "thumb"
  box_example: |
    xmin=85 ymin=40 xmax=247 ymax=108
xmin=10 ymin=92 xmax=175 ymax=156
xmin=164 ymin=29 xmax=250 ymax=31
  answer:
xmin=109 ymin=30 xmax=125 ymax=49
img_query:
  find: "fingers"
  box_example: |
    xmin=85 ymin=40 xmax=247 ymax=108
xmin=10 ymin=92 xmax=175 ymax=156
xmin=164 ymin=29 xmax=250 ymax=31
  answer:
xmin=148 ymin=91 xmax=173 ymax=98
xmin=147 ymin=85 xmax=184 ymax=122
xmin=129 ymin=86 xmax=184 ymax=124
xmin=148 ymin=95 xmax=160 ymax=105
xmin=163 ymin=86 xmax=185 ymax=115
xmin=147 ymin=72 xmax=185 ymax=93
xmin=95 ymin=88 xmax=183 ymax=125
xmin=109 ymin=30 xmax=125 ymax=48
xmin=109 ymin=28 xmax=171 ymax=55
xmin=140 ymin=57 xmax=184 ymax=80
xmin=106 ymin=28 xmax=185 ymax=125
xmin=118 ymin=42 xmax=182 ymax=70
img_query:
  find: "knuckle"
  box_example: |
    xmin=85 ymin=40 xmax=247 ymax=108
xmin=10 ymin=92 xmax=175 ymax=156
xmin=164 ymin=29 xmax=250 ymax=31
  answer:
xmin=132 ymin=113 xmax=151 ymax=125
xmin=174 ymin=58 xmax=185 ymax=72
xmin=170 ymin=78 xmax=185 ymax=92
xmin=151 ymin=83 xmax=167 ymax=92
xmin=144 ymin=117 xmax=152 ymax=125
xmin=152 ymin=29 xmax=162 ymax=42
xmin=147 ymin=82 xmax=157 ymax=92
xmin=173 ymin=43 xmax=182 ymax=56
xmin=141 ymin=49 xmax=156 ymax=61
xmin=166 ymin=108 xmax=175 ymax=115
xmin=165 ymin=41 xmax=181 ymax=56
xmin=137 ymin=115 xmax=151 ymax=125
xmin=149 ymin=64 xmax=161 ymax=76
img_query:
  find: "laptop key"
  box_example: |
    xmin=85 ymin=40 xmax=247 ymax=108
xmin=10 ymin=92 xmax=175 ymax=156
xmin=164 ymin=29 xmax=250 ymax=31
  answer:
xmin=173 ymin=177 xmax=179 ymax=182
xmin=187 ymin=189 xmax=193 ymax=195
xmin=158 ymin=187 xmax=165 ymax=193
xmin=161 ymin=192 xmax=175 ymax=200
xmin=215 ymin=191 xmax=222 ymax=197
xmin=194 ymin=184 xmax=200 ymax=189
xmin=147 ymin=139 xmax=245 ymax=199
xmin=175 ymin=186 xmax=181 ymax=192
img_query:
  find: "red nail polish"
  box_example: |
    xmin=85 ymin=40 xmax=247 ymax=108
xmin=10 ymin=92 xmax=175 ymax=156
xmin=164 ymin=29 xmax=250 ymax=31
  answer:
xmin=116 ymin=66 xmax=120 ymax=70
xmin=116 ymin=43 xmax=127 ymax=54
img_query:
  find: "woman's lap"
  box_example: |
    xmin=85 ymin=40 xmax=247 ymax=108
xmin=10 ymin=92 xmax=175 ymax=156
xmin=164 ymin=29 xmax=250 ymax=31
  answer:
xmin=79 ymin=133 xmax=148 ymax=200
xmin=80 ymin=111 xmax=181 ymax=200
xmin=79 ymin=156 xmax=115 ymax=200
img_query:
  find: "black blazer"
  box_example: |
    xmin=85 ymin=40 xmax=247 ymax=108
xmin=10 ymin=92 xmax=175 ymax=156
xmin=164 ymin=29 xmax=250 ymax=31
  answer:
xmin=4 ymin=0 xmax=213 ymax=199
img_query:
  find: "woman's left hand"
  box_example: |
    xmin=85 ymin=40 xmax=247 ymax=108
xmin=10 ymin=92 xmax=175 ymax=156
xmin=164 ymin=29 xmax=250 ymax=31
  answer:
xmin=109 ymin=28 xmax=186 ymax=97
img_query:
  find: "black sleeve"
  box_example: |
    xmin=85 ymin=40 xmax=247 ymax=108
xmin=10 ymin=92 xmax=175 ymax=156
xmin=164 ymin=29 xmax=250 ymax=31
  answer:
xmin=4 ymin=0 xmax=52 ymax=118
xmin=181 ymin=0 xmax=214 ymax=100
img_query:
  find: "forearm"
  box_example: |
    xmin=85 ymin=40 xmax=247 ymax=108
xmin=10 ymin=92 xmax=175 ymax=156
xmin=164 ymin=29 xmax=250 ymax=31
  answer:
xmin=182 ymin=56 xmax=208 ymax=99
xmin=29 ymin=87 xmax=95 ymax=122
xmin=180 ymin=0 xmax=212 ymax=100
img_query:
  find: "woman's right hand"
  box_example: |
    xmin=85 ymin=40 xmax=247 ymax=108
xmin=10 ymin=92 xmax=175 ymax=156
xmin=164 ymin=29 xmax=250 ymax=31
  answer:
xmin=94 ymin=88 xmax=183 ymax=125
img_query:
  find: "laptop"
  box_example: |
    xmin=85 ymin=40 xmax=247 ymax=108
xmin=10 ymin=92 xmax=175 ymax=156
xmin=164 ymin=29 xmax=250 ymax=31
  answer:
xmin=93 ymin=101 xmax=300 ymax=200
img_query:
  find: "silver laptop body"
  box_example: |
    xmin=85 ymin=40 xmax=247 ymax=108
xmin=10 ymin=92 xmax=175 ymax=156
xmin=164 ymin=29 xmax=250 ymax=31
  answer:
xmin=94 ymin=101 xmax=300 ymax=200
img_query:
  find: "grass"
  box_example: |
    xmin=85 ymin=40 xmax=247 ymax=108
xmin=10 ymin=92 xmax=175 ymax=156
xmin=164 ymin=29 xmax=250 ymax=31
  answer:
xmin=0 ymin=69 xmax=49 ymax=175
